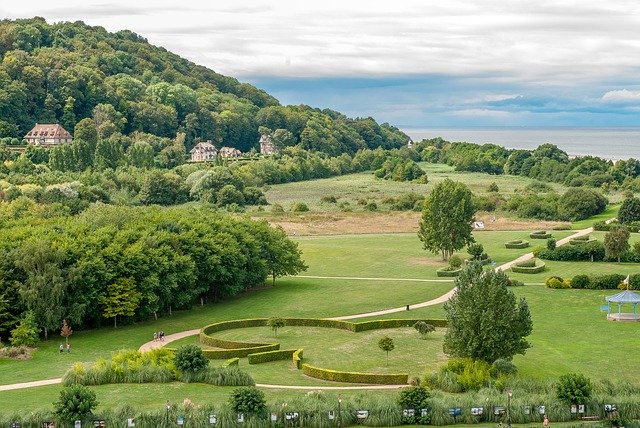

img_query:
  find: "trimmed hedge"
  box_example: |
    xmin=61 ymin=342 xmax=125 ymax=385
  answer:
xmin=505 ymin=239 xmax=529 ymax=249
xmin=222 ymin=358 xmax=239 ymax=367
xmin=202 ymin=344 xmax=279 ymax=360
xmin=537 ymin=241 xmax=605 ymax=261
xmin=511 ymin=259 xmax=545 ymax=274
xmin=354 ymin=318 xmax=448 ymax=331
xmin=248 ymin=349 xmax=298 ymax=364
xmin=569 ymin=235 xmax=596 ymax=245
xmin=302 ymin=363 xmax=408 ymax=385
xmin=436 ymin=267 xmax=462 ymax=277
xmin=293 ymin=349 xmax=303 ymax=369
xmin=515 ymin=259 xmax=536 ymax=267
xmin=530 ymin=230 xmax=552 ymax=239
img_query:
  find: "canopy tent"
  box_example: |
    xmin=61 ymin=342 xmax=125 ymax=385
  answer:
xmin=605 ymin=290 xmax=640 ymax=321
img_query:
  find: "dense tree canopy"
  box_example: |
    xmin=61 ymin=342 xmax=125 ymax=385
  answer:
xmin=443 ymin=263 xmax=533 ymax=363
xmin=418 ymin=179 xmax=475 ymax=260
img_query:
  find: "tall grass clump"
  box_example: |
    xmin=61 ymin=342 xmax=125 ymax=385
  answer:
xmin=178 ymin=367 xmax=254 ymax=386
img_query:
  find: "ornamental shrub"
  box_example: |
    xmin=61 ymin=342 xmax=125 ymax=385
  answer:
xmin=398 ymin=386 xmax=431 ymax=424
xmin=492 ymin=359 xmax=518 ymax=375
xmin=448 ymin=255 xmax=463 ymax=268
xmin=516 ymin=259 xmax=536 ymax=268
xmin=571 ymin=274 xmax=590 ymax=289
xmin=9 ymin=311 xmax=39 ymax=347
xmin=229 ymin=386 xmax=267 ymax=416
xmin=556 ymin=372 xmax=592 ymax=404
xmin=546 ymin=238 xmax=556 ymax=251
xmin=53 ymin=384 xmax=98 ymax=421
xmin=545 ymin=276 xmax=570 ymax=289
xmin=174 ymin=345 xmax=209 ymax=373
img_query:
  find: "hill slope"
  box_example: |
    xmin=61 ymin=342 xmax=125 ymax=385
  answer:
xmin=0 ymin=17 xmax=407 ymax=154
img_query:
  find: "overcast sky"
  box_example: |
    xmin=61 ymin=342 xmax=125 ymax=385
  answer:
xmin=3 ymin=0 xmax=640 ymax=127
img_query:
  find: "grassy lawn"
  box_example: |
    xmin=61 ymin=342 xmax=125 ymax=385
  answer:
xmin=1 ymin=228 xmax=639 ymax=415
xmin=571 ymin=204 xmax=621 ymax=229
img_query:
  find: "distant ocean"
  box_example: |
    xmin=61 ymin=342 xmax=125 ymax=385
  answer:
xmin=403 ymin=127 xmax=640 ymax=161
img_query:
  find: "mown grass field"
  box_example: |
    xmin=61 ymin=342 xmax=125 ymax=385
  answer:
xmin=2 ymin=219 xmax=639 ymax=416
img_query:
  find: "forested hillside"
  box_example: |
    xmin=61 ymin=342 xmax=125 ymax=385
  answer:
xmin=0 ymin=17 xmax=407 ymax=154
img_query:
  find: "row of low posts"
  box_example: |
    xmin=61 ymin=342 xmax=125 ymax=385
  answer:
xmin=9 ymin=397 xmax=620 ymax=428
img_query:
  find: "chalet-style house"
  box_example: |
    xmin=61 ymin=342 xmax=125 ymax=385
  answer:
xmin=24 ymin=124 xmax=73 ymax=147
xmin=219 ymin=146 xmax=242 ymax=159
xmin=407 ymin=139 xmax=414 ymax=149
xmin=189 ymin=141 xmax=217 ymax=162
xmin=259 ymin=134 xmax=277 ymax=155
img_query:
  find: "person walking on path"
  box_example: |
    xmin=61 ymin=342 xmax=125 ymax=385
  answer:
xmin=543 ymin=414 xmax=549 ymax=428
xmin=66 ymin=343 xmax=71 ymax=353
xmin=59 ymin=344 xmax=63 ymax=353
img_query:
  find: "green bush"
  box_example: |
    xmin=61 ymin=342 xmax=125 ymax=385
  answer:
xmin=545 ymin=276 xmax=571 ymax=289
xmin=9 ymin=311 xmax=39 ymax=347
xmin=229 ymin=386 xmax=267 ymax=416
xmin=174 ymin=344 xmax=209 ymax=373
xmin=493 ymin=359 xmax=518 ymax=375
xmin=54 ymin=384 xmax=98 ymax=421
xmin=291 ymin=201 xmax=309 ymax=212
xmin=556 ymin=372 xmax=592 ymax=404
xmin=571 ymin=274 xmax=590 ymax=289
xmin=302 ymin=363 xmax=408 ymax=384
xmin=530 ymin=230 xmax=552 ymax=239
xmin=507 ymin=278 xmax=525 ymax=287
xmin=511 ymin=259 xmax=545 ymax=273
xmin=448 ymin=254 xmax=463 ymax=268
xmin=320 ymin=195 xmax=337 ymax=203
xmin=538 ymin=240 xmax=605 ymax=261
xmin=505 ymin=239 xmax=529 ymax=249
xmin=247 ymin=349 xmax=297 ymax=364
xmin=546 ymin=238 xmax=557 ymax=251
xmin=398 ymin=386 xmax=431 ymax=424
xmin=588 ymin=274 xmax=626 ymax=290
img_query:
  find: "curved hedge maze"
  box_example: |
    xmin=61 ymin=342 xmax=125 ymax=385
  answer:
xmin=198 ymin=318 xmax=447 ymax=384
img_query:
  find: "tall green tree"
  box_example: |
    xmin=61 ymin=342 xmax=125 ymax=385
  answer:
xmin=100 ymin=277 xmax=142 ymax=328
xmin=617 ymin=197 xmax=640 ymax=224
xmin=604 ymin=227 xmax=630 ymax=262
xmin=443 ymin=262 xmax=533 ymax=363
xmin=418 ymin=179 xmax=475 ymax=260
xmin=14 ymin=240 xmax=67 ymax=340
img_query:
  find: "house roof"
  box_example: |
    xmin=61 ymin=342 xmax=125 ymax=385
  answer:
xmin=190 ymin=141 xmax=216 ymax=153
xmin=606 ymin=290 xmax=640 ymax=303
xmin=25 ymin=124 xmax=72 ymax=139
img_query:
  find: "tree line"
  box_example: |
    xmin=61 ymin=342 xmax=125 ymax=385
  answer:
xmin=0 ymin=205 xmax=307 ymax=341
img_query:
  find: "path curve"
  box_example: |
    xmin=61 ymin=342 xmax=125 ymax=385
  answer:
xmin=0 ymin=226 xmax=598 ymax=392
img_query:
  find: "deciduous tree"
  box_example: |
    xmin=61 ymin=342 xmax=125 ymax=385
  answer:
xmin=604 ymin=227 xmax=630 ymax=262
xmin=418 ymin=179 xmax=475 ymax=260
xmin=443 ymin=262 xmax=532 ymax=363
xmin=378 ymin=336 xmax=395 ymax=366
xmin=100 ymin=277 xmax=142 ymax=328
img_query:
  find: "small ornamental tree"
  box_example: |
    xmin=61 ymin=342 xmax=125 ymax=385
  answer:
xmin=413 ymin=321 xmax=436 ymax=339
xmin=267 ymin=317 xmax=285 ymax=337
xmin=556 ymin=372 xmax=592 ymax=404
xmin=547 ymin=238 xmax=557 ymax=251
xmin=174 ymin=344 xmax=209 ymax=373
xmin=60 ymin=319 xmax=73 ymax=345
xmin=54 ymin=384 xmax=98 ymax=421
xmin=229 ymin=386 xmax=267 ymax=417
xmin=398 ymin=385 xmax=431 ymax=424
xmin=378 ymin=336 xmax=395 ymax=366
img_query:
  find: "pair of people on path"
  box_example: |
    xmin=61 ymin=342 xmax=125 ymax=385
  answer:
xmin=153 ymin=331 xmax=165 ymax=342
xmin=59 ymin=343 xmax=71 ymax=353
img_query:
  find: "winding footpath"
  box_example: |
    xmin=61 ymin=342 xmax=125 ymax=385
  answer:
xmin=0 ymin=226 xmax=596 ymax=393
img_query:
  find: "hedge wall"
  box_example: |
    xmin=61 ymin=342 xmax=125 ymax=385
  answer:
xmin=537 ymin=241 xmax=605 ymax=261
xmin=354 ymin=319 xmax=447 ymax=331
xmin=511 ymin=259 xmax=545 ymax=274
xmin=530 ymin=231 xmax=552 ymax=239
xmin=505 ymin=240 xmax=529 ymax=249
xmin=436 ymin=267 xmax=462 ymax=277
xmin=202 ymin=344 xmax=280 ymax=360
xmin=293 ymin=349 xmax=303 ymax=369
xmin=248 ymin=349 xmax=298 ymax=364
xmin=302 ymin=363 xmax=408 ymax=385
xmin=222 ymin=358 xmax=239 ymax=367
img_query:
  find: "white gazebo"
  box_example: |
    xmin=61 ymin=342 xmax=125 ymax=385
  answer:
xmin=605 ymin=289 xmax=640 ymax=321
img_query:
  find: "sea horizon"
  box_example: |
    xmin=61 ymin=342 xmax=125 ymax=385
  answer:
xmin=402 ymin=126 xmax=640 ymax=161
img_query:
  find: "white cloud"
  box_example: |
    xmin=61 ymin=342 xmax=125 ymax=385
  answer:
xmin=602 ymin=89 xmax=640 ymax=101
xmin=3 ymin=0 xmax=640 ymax=86
xmin=483 ymin=94 xmax=522 ymax=102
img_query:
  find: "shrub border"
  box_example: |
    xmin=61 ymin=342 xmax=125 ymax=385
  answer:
xmin=436 ymin=267 xmax=462 ymax=277
xmin=302 ymin=363 xmax=408 ymax=384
